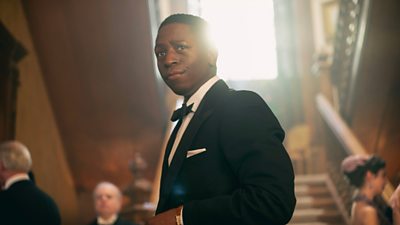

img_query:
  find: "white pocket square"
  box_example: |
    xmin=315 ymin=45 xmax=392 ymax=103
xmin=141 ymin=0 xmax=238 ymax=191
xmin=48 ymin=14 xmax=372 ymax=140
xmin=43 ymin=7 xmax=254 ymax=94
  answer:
xmin=186 ymin=148 xmax=207 ymax=158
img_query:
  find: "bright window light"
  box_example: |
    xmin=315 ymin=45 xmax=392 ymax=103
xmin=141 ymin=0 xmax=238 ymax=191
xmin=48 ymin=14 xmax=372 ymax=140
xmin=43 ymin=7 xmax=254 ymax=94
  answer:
xmin=197 ymin=0 xmax=278 ymax=80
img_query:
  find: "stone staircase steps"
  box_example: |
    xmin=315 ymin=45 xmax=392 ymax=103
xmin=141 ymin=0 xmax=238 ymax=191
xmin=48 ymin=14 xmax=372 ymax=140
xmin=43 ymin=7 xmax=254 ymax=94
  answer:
xmin=296 ymin=185 xmax=331 ymax=197
xmin=295 ymin=196 xmax=336 ymax=209
xmin=288 ymin=174 xmax=347 ymax=225
xmin=289 ymin=222 xmax=343 ymax=225
xmin=295 ymin=174 xmax=327 ymax=184
xmin=290 ymin=208 xmax=342 ymax=223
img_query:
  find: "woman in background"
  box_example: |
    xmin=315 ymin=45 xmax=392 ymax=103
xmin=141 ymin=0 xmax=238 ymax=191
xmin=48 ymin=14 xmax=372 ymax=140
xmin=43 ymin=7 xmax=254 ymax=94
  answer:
xmin=341 ymin=155 xmax=400 ymax=225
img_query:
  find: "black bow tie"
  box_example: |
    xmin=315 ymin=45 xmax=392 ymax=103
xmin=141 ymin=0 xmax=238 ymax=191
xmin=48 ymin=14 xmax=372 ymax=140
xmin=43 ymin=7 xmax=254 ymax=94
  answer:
xmin=171 ymin=103 xmax=194 ymax=122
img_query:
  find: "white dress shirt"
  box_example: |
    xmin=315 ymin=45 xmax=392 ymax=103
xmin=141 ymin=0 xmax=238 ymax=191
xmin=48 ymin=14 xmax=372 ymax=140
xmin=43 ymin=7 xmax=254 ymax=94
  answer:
xmin=97 ymin=214 xmax=117 ymax=225
xmin=168 ymin=76 xmax=220 ymax=165
xmin=3 ymin=173 xmax=30 ymax=190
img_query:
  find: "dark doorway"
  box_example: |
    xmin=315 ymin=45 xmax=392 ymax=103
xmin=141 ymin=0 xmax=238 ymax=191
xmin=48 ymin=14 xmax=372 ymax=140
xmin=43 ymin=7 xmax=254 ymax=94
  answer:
xmin=0 ymin=21 xmax=26 ymax=141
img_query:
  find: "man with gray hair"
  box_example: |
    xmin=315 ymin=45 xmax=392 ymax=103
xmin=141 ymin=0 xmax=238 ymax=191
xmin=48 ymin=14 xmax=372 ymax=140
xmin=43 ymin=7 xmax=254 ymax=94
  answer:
xmin=0 ymin=140 xmax=61 ymax=225
xmin=89 ymin=181 xmax=137 ymax=225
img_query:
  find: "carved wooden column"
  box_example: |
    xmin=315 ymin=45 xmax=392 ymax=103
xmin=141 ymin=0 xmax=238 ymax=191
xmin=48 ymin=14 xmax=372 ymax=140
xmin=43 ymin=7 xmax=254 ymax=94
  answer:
xmin=330 ymin=0 xmax=369 ymax=122
xmin=0 ymin=22 xmax=26 ymax=141
xmin=121 ymin=152 xmax=155 ymax=224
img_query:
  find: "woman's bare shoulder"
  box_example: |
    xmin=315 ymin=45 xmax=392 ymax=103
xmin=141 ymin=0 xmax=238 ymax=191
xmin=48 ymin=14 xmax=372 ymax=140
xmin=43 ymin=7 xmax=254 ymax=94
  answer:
xmin=352 ymin=203 xmax=379 ymax=225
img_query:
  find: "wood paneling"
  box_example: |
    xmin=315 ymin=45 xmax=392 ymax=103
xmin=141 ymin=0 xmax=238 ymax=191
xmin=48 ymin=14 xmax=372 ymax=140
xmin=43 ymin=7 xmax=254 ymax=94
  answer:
xmin=1 ymin=1 xmax=80 ymax=224
xmin=349 ymin=0 xmax=400 ymax=184
xmin=320 ymin=0 xmax=400 ymax=185
xmin=0 ymin=22 xmax=26 ymax=141
xmin=22 ymin=0 xmax=166 ymax=222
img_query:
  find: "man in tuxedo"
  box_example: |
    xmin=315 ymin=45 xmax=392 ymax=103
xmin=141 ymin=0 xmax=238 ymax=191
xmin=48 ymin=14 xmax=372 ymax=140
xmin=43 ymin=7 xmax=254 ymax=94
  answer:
xmin=147 ymin=14 xmax=296 ymax=225
xmin=0 ymin=140 xmax=61 ymax=225
xmin=88 ymin=181 xmax=137 ymax=225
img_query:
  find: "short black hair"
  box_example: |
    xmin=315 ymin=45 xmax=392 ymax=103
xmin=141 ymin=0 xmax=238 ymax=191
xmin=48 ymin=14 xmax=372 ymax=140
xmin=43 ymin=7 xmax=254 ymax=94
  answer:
xmin=344 ymin=155 xmax=386 ymax=188
xmin=159 ymin=13 xmax=209 ymax=33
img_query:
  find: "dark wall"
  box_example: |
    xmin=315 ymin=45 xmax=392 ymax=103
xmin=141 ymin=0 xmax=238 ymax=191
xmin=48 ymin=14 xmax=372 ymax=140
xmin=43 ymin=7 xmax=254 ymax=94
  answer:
xmin=23 ymin=0 xmax=166 ymax=221
xmin=0 ymin=22 xmax=26 ymax=141
xmin=349 ymin=0 xmax=400 ymax=184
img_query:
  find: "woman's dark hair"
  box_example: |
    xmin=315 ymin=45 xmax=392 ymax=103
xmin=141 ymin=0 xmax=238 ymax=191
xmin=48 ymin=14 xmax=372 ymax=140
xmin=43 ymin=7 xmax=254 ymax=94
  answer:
xmin=343 ymin=155 xmax=386 ymax=188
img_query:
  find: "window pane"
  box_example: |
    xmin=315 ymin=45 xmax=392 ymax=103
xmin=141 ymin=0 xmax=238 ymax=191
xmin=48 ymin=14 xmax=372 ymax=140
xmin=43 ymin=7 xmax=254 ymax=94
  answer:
xmin=198 ymin=0 xmax=278 ymax=80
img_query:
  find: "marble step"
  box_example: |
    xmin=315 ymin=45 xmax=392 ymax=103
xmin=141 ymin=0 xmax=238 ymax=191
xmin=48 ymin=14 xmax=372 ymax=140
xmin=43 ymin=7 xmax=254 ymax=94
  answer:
xmin=295 ymin=196 xmax=336 ymax=209
xmin=288 ymin=222 xmax=345 ymax=225
xmin=295 ymin=184 xmax=331 ymax=197
xmin=290 ymin=208 xmax=342 ymax=223
xmin=295 ymin=174 xmax=328 ymax=185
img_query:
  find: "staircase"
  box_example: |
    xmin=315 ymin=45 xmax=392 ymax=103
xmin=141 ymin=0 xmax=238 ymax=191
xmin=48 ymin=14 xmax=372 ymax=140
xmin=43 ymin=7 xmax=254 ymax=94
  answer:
xmin=289 ymin=174 xmax=349 ymax=225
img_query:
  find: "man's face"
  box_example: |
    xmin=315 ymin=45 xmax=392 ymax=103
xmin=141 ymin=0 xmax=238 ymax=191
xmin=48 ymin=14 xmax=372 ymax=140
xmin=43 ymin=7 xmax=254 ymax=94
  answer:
xmin=155 ymin=23 xmax=214 ymax=98
xmin=94 ymin=184 xmax=121 ymax=219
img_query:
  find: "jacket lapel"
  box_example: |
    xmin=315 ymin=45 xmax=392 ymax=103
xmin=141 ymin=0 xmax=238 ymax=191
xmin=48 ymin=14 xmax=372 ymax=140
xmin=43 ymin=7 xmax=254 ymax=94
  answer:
xmin=158 ymin=80 xmax=229 ymax=211
xmin=159 ymin=119 xmax=182 ymax=199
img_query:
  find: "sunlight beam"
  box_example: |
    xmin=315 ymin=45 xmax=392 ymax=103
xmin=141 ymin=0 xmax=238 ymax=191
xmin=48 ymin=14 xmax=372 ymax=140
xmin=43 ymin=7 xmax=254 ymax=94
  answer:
xmin=199 ymin=0 xmax=278 ymax=80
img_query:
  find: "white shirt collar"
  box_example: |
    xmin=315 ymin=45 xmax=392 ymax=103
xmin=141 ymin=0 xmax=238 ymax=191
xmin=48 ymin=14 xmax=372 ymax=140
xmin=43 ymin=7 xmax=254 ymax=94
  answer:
xmin=186 ymin=76 xmax=220 ymax=112
xmin=97 ymin=214 xmax=118 ymax=225
xmin=4 ymin=173 xmax=30 ymax=190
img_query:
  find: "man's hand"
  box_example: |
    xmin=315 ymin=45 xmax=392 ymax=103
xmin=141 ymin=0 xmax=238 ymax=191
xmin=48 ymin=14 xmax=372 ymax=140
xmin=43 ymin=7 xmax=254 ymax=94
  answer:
xmin=145 ymin=207 xmax=178 ymax=225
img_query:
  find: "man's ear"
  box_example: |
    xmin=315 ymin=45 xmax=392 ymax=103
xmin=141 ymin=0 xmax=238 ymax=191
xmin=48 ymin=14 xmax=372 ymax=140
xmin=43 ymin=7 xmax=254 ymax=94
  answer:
xmin=207 ymin=48 xmax=218 ymax=68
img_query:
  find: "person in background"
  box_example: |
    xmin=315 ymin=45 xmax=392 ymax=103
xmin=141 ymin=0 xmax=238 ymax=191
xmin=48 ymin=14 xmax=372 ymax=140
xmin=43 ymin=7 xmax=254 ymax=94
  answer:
xmin=89 ymin=181 xmax=137 ymax=225
xmin=342 ymin=154 xmax=400 ymax=225
xmin=0 ymin=140 xmax=61 ymax=225
xmin=390 ymin=185 xmax=400 ymax=225
xmin=146 ymin=13 xmax=296 ymax=225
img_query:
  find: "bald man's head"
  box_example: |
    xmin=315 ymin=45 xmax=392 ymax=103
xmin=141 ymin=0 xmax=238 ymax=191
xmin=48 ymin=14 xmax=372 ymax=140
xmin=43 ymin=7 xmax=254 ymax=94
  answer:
xmin=0 ymin=141 xmax=32 ymax=185
xmin=0 ymin=141 xmax=32 ymax=173
xmin=93 ymin=182 xmax=123 ymax=220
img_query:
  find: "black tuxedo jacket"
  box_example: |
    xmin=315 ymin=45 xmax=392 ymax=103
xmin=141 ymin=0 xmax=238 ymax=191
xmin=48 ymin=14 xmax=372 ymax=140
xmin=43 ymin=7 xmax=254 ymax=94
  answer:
xmin=0 ymin=180 xmax=61 ymax=225
xmin=88 ymin=216 xmax=137 ymax=225
xmin=156 ymin=80 xmax=296 ymax=225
